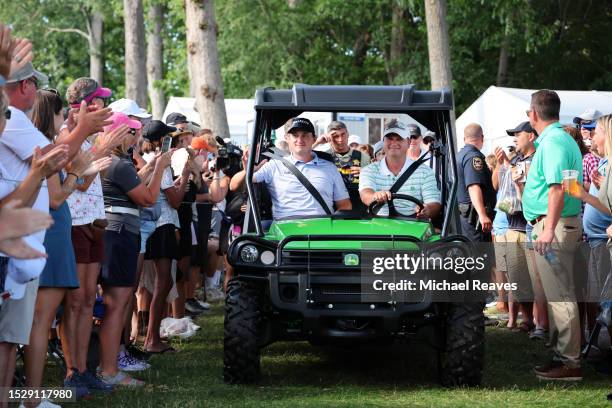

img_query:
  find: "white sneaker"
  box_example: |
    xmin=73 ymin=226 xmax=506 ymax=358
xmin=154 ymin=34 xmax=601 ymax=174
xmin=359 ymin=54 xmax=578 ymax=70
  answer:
xmin=206 ymin=287 xmax=225 ymax=302
xmin=117 ymin=350 xmax=151 ymax=372
xmin=37 ymin=400 xmax=62 ymax=408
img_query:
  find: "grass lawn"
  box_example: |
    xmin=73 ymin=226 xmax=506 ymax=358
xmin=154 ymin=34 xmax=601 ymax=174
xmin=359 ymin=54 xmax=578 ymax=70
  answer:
xmin=66 ymin=305 xmax=612 ymax=408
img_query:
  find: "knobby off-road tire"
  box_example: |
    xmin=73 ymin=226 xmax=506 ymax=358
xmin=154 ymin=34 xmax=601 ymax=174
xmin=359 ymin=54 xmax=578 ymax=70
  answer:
xmin=224 ymin=279 xmax=263 ymax=384
xmin=440 ymin=302 xmax=485 ymax=387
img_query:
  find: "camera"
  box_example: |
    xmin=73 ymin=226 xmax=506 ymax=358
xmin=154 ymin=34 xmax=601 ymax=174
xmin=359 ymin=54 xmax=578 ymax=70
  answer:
xmin=214 ymin=136 xmax=243 ymax=174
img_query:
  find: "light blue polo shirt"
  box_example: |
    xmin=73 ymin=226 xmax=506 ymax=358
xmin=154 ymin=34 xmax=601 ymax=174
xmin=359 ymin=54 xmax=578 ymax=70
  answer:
xmin=359 ymin=157 xmax=441 ymax=216
xmin=254 ymin=152 xmax=349 ymax=219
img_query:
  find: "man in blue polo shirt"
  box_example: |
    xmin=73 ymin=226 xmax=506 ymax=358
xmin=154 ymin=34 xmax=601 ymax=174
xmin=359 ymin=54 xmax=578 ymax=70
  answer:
xmin=231 ymin=118 xmax=351 ymax=220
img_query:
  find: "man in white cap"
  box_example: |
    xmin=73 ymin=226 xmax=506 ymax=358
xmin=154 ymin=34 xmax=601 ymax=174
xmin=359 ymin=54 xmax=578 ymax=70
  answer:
xmin=359 ymin=120 xmax=441 ymax=218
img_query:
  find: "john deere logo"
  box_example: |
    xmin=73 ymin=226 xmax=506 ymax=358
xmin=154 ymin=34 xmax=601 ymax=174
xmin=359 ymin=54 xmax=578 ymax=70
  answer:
xmin=344 ymin=253 xmax=359 ymax=266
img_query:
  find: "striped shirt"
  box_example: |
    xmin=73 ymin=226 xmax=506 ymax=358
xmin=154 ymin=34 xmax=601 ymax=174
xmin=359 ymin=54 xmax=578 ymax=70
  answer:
xmin=359 ymin=158 xmax=441 ymax=216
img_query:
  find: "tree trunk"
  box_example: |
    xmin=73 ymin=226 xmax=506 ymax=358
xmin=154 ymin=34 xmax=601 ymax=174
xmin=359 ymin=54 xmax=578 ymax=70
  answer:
xmin=424 ymin=0 xmax=453 ymax=90
xmin=388 ymin=2 xmax=405 ymax=83
xmin=146 ymin=2 xmax=165 ymax=119
xmin=124 ymin=0 xmax=148 ymax=108
xmin=496 ymin=33 xmax=509 ymax=86
xmin=88 ymin=11 xmax=104 ymax=84
xmin=185 ymin=0 xmax=230 ymax=138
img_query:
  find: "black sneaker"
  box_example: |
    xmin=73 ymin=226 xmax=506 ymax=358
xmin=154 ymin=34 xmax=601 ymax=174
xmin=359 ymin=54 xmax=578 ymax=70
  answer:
xmin=185 ymin=298 xmax=207 ymax=314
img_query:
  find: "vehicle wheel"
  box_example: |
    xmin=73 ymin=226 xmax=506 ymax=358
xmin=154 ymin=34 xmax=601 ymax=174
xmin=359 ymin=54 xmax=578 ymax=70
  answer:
xmin=439 ymin=302 xmax=484 ymax=387
xmin=224 ymin=279 xmax=263 ymax=384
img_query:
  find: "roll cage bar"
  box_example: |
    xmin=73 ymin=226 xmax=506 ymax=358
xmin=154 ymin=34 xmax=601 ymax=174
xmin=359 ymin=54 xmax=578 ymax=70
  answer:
xmin=244 ymin=84 xmax=460 ymax=237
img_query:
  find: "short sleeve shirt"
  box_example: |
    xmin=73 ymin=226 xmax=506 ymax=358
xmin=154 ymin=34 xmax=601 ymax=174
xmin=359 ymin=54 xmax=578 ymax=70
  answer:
xmin=326 ymin=148 xmax=371 ymax=189
xmin=102 ymin=153 xmax=142 ymax=231
xmin=156 ymin=167 xmax=180 ymax=228
xmin=0 ymin=106 xmax=51 ymax=246
xmin=359 ymin=157 xmax=441 ymax=216
xmin=456 ymin=144 xmax=496 ymax=207
xmin=522 ymin=122 xmax=582 ymax=221
xmin=254 ymin=152 xmax=349 ymax=219
xmin=66 ymin=140 xmax=105 ymax=225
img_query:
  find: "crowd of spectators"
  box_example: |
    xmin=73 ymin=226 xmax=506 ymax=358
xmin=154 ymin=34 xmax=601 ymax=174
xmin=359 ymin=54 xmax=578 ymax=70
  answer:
xmin=486 ymin=92 xmax=612 ymax=380
xmin=0 ymin=26 xmax=231 ymax=407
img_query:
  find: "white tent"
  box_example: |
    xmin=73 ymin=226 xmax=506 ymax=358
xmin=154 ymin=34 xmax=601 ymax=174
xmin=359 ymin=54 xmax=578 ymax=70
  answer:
xmin=456 ymin=86 xmax=612 ymax=154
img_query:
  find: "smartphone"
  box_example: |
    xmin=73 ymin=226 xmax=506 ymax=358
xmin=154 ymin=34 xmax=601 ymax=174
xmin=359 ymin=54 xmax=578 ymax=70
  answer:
xmin=161 ymin=136 xmax=172 ymax=153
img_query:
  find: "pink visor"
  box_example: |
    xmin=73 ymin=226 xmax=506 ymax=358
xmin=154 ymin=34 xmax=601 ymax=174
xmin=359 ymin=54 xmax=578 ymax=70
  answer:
xmin=104 ymin=112 xmax=142 ymax=133
xmin=70 ymin=86 xmax=112 ymax=108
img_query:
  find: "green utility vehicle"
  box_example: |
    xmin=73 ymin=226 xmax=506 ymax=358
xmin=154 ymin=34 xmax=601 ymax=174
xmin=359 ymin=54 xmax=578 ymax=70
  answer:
xmin=224 ymin=84 xmax=484 ymax=387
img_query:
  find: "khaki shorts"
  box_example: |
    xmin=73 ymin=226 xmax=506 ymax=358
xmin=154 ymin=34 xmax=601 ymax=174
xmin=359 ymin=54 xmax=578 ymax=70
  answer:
xmin=504 ymin=229 xmax=533 ymax=302
xmin=493 ymin=233 xmax=508 ymax=272
xmin=0 ymin=278 xmax=39 ymax=345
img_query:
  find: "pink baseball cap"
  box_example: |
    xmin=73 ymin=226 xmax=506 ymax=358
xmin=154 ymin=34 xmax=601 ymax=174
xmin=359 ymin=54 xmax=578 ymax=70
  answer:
xmin=104 ymin=112 xmax=143 ymax=133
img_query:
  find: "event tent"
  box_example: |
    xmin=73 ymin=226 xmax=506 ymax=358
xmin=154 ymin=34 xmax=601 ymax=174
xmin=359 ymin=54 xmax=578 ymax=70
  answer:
xmin=455 ymin=86 xmax=612 ymax=154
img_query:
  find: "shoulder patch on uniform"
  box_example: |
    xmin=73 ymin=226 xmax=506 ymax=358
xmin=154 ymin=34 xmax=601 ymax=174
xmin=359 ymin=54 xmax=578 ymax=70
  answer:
xmin=472 ymin=157 xmax=484 ymax=171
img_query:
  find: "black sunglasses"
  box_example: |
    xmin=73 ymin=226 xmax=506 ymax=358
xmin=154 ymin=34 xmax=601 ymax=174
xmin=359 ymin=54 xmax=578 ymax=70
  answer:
xmin=128 ymin=128 xmax=137 ymax=135
xmin=4 ymin=109 xmax=10 ymax=120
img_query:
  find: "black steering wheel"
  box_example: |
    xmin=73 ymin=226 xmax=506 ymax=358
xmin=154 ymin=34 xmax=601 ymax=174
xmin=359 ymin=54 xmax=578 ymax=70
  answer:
xmin=368 ymin=193 xmax=425 ymax=217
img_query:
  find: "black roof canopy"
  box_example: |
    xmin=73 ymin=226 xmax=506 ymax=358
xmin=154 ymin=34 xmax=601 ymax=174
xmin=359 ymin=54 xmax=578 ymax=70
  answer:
xmin=253 ymin=84 xmax=454 ymax=132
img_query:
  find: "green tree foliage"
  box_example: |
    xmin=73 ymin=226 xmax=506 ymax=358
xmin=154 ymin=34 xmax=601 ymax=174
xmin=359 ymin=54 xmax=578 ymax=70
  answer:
xmin=1 ymin=0 xmax=611 ymax=114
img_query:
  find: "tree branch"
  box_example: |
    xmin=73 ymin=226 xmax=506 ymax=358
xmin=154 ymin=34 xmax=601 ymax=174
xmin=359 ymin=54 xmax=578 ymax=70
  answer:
xmin=47 ymin=27 xmax=90 ymax=41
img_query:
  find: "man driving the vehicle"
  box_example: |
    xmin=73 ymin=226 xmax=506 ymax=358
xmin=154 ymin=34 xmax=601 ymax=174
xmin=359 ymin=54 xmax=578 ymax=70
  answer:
xmin=231 ymin=117 xmax=351 ymax=219
xmin=359 ymin=120 xmax=441 ymax=218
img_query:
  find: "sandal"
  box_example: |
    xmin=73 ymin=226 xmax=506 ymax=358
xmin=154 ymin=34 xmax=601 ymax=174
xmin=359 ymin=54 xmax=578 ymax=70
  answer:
xmin=100 ymin=370 xmax=145 ymax=387
xmin=516 ymin=321 xmax=535 ymax=333
xmin=145 ymin=345 xmax=177 ymax=354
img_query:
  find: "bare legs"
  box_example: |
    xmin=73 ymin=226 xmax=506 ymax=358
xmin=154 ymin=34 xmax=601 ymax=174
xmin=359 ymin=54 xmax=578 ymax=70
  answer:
xmin=24 ymin=288 xmax=66 ymax=408
xmin=99 ymin=287 xmax=133 ymax=377
xmin=145 ymin=258 xmax=172 ymax=352
xmin=61 ymin=262 xmax=99 ymax=376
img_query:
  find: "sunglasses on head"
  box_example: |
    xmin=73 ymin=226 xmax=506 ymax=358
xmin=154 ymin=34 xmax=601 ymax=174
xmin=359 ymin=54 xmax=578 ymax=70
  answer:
xmin=24 ymin=77 xmax=39 ymax=89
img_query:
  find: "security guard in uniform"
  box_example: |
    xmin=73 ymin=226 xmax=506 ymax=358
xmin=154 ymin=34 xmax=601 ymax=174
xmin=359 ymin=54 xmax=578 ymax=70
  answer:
xmin=456 ymin=123 xmax=497 ymax=242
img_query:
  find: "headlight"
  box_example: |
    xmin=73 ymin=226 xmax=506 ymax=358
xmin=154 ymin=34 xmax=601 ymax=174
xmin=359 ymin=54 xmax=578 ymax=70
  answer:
xmin=260 ymin=250 xmax=275 ymax=265
xmin=240 ymin=245 xmax=259 ymax=263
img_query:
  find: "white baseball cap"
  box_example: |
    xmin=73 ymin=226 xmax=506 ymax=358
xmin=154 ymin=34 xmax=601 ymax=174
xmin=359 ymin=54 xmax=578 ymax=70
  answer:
xmin=348 ymin=135 xmax=362 ymax=145
xmin=383 ymin=120 xmax=409 ymax=139
xmin=108 ymin=98 xmax=152 ymax=119
xmin=573 ymin=108 xmax=602 ymax=125
xmin=4 ymin=237 xmax=46 ymax=300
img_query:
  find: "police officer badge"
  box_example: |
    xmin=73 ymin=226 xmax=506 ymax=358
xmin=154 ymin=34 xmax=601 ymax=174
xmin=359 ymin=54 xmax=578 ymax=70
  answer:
xmin=472 ymin=157 xmax=484 ymax=171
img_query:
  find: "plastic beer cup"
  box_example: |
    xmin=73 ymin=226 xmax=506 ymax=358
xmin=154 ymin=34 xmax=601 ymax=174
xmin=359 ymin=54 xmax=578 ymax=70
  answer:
xmin=562 ymin=170 xmax=580 ymax=196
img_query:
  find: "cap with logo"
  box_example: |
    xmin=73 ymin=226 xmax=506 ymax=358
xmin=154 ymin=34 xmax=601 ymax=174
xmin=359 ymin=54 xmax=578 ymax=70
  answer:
xmin=506 ymin=121 xmax=536 ymax=136
xmin=383 ymin=120 xmax=409 ymax=139
xmin=407 ymin=124 xmax=422 ymax=138
xmin=287 ymin=117 xmax=316 ymax=135
xmin=573 ymin=109 xmax=602 ymax=128
xmin=143 ymin=120 xmax=177 ymax=142
xmin=66 ymin=77 xmax=111 ymax=108
xmin=166 ymin=112 xmax=189 ymax=126
xmin=108 ymin=98 xmax=151 ymax=119
xmin=7 ymin=62 xmax=48 ymax=86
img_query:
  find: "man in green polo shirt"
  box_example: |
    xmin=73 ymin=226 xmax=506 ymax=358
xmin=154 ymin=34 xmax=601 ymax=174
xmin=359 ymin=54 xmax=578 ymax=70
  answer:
xmin=523 ymin=90 xmax=583 ymax=381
